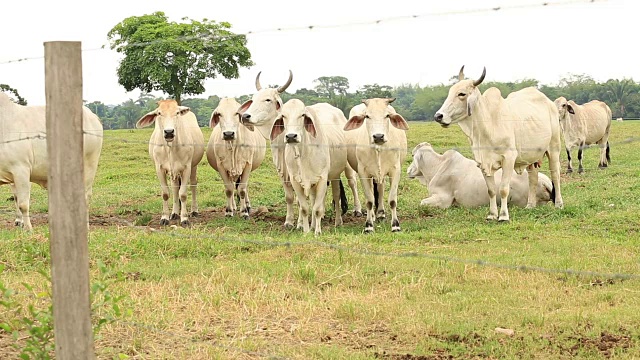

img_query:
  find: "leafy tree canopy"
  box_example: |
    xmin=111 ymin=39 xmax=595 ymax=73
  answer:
xmin=107 ymin=11 xmax=254 ymax=104
xmin=0 ymin=84 xmax=27 ymax=105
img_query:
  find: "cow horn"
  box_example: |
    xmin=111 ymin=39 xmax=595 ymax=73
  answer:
xmin=458 ymin=65 xmax=465 ymax=81
xmin=277 ymin=70 xmax=293 ymax=93
xmin=473 ymin=67 xmax=486 ymax=87
xmin=255 ymin=71 xmax=262 ymax=91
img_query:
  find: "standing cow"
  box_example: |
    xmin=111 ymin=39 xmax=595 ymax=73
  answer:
xmin=136 ymin=100 xmax=205 ymax=227
xmin=344 ymin=98 xmax=409 ymax=233
xmin=237 ymin=71 xmax=361 ymax=229
xmin=207 ymin=97 xmax=266 ymax=219
xmin=434 ymin=66 xmax=563 ymax=222
xmin=553 ymin=97 xmax=612 ymax=173
xmin=0 ymin=93 xmax=103 ymax=230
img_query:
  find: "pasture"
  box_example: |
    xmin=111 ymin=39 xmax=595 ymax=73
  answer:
xmin=1 ymin=120 xmax=639 ymax=359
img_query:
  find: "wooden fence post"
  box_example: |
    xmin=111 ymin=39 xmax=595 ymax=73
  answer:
xmin=44 ymin=41 xmax=95 ymax=359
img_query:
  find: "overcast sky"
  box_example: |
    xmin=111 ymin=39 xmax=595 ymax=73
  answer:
xmin=0 ymin=0 xmax=632 ymax=106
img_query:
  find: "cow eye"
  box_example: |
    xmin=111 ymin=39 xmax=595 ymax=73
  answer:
xmin=562 ymin=104 xmax=566 ymax=108
xmin=458 ymin=93 xmax=466 ymax=97
xmin=265 ymin=99 xmax=272 ymax=102
xmin=364 ymin=115 xmax=370 ymax=119
xmin=386 ymin=114 xmax=390 ymax=118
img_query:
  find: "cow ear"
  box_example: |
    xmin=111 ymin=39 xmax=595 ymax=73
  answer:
xmin=390 ymin=113 xmax=409 ymax=130
xmin=210 ymin=112 xmax=220 ymax=128
xmin=467 ymin=91 xmax=479 ymax=116
xmin=344 ymin=115 xmax=365 ymax=131
xmin=178 ymin=106 xmax=190 ymax=116
xmin=303 ymin=109 xmax=317 ymax=138
xmin=276 ymin=98 xmax=283 ymax=111
xmin=270 ymin=117 xmax=285 ymax=140
xmin=567 ymin=104 xmax=575 ymax=114
xmin=237 ymin=100 xmax=253 ymax=114
xmin=136 ymin=111 xmax=157 ymax=128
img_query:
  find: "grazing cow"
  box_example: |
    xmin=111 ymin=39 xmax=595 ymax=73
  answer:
xmin=616 ymin=117 xmax=623 ymax=122
xmin=0 ymin=93 xmax=103 ymax=230
xmin=206 ymin=97 xmax=266 ymax=219
xmin=407 ymin=142 xmax=553 ymax=208
xmin=270 ymin=99 xmax=351 ymax=235
xmin=136 ymin=100 xmax=205 ymax=227
xmin=344 ymin=98 xmax=409 ymax=233
xmin=553 ymin=97 xmax=612 ymax=173
xmin=434 ymin=66 xmax=563 ymax=222
xmin=238 ymin=71 xmax=361 ymax=229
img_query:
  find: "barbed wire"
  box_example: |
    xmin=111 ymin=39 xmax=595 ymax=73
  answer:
xmin=0 ymin=0 xmax=608 ymax=66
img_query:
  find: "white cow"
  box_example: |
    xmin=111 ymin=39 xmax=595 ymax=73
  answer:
xmin=616 ymin=117 xmax=623 ymax=122
xmin=434 ymin=66 xmax=563 ymax=222
xmin=407 ymin=142 xmax=554 ymax=208
xmin=206 ymin=97 xmax=266 ymax=219
xmin=553 ymin=97 xmax=612 ymax=173
xmin=237 ymin=71 xmax=362 ymax=229
xmin=270 ymin=99 xmax=351 ymax=235
xmin=344 ymin=98 xmax=408 ymax=233
xmin=136 ymin=100 xmax=205 ymax=226
xmin=0 ymin=92 xmax=103 ymax=230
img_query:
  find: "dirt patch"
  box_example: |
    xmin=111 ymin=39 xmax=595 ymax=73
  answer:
xmin=570 ymin=331 xmax=632 ymax=357
xmin=374 ymin=350 xmax=453 ymax=360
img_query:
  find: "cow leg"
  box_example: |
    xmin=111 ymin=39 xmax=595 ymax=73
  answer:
xmin=420 ymin=193 xmax=454 ymax=209
xmin=282 ymin=178 xmax=297 ymax=230
xmin=497 ymin=162 xmax=515 ymax=222
xmin=331 ymin=179 xmax=343 ymax=227
xmin=376 ymin=179 xmax=386 ymax=220
xmin=12 ymin=177 xmax=32 ymax=230
xmin=389 ymin=168 xmax=402 ymax=232
xmin=155 ymin=167 xmax=171 ymax=225
xmin=566 ymin=148 xmax=573 ymax=173
xmin=170 ymin=177 xmax=180 ymax=221
xmin=238 ymin=165 xmax=252 ymax=219
xmin=345 ymin=165 xmax=362 ymax=216
xmin=189 ymin=164 xmax=199 ymax=217
xmin=361 ymin=176 xmax=376 ymax=233
xmin=547 ymin=150 xmax=564 ymax=209
xmin=219 ymin=170 xmax=235 ymax=217
xmin=10 ymin=184 xmax=22 ymax=227
xmin=577 ymin=142 xmax=585 ymax=174
xmin=526 ymin=164 xmax=539 ymax=209
xmin=313 ymin=180 xmax=328 ymax=236
xmin=598 ymin=140 xmax=608 ymax=169
xmin=178 ymin=168 xmax=190 ymax=227
xmin=291 ymin=182 xmax=309 ymax=233
xmin=482 ymin=173 xmax=499 ymax=221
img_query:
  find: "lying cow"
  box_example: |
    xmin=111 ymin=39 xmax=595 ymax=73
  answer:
xmin=136 ymin=100 xmax=205 ymax=226
xmin=206 ymin=97 xmax=266 ymax=219
xmin=407 ymin=143 xmax=553 ymax=208
xmin=0 ymin=92 xmax=103 ymax=230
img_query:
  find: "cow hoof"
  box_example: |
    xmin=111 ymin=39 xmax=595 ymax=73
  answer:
xmin=191 ymin=211 xmax=199 ymax=217
xmin=376 ymin=213 xmax=386 ymax=220
xmin=160 ymin=218 xmax=170 ymax=226
xmin=498 ymin=217 xmax=510 ymax=223
xmin=15 ymin=220 xmax=23 ymax=227
xmin=242 ymin=213 xmax=250 ymax=220
xmin=391 ymin=226 xmax=401 ymax=232
xmin=180 ymin=220 xmax=189 ymax=227
xmin=225 ymin=212 xmax=233 ymax=217
xmin=578 ymin=168 xmax=584 ymax=174
xmin=283 ymin=223 xmax=295 ymax=230
xmin=555 ymin=202 xmax=564 ymax=209
xmin=170 ymin=213 xmax=179 ymax=220
xmin=354 ymin=210 xmax=363 ymax=217
xmin=566 ymin=169 xmax=573 ymax=174
xmin=363 ymin=227 xmax=374 ymax=234
xmin=486 ymin=215 xmax=497 ymax=221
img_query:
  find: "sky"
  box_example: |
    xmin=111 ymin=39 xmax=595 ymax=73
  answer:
xmin=0 ymin=0 xmax=633 ymax=106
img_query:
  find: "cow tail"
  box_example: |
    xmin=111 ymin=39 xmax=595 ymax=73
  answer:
xmin=373 ymin=179 xmax=380 ymax=212
xmin=235 ymin=178 xmax=241 ymax=205
xmin=550 ymin=180 xmax=556 ymax=204
xmin=339 ymin=179 xmax=348 ymax=215
xmin=606 ymin=141 xmax=611 ymax=165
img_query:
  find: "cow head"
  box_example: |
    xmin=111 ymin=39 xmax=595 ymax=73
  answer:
xmin=238 ymin=70 xmax=293 ymax=129
xmin=344 ymin=98 xmax=409 ymax=145
xmin=269 ymin=99 xmax=317 ymax=143
xmin=434 ymin=65 xmax=486 ymax=127
xmin=210 ymin=97 xmax=243 ymax=141
xmin=136 ymin=100 xmax=190 ymax=143
xmin=553 ymin=96 xmax=575 ymax=122
xmin=407 ymin=142 xmax=434 ymax=186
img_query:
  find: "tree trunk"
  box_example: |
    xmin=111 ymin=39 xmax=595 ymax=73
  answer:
xmin=175 ymin=93 xmax=181 ymax=105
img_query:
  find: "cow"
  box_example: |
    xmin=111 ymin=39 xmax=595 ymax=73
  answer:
xmin=434 ymin=66 xmax=563 ymax=222
xmin=0 ymin=92 xmax=103 ymax=230
xmin=270 ymin=99 xmax=351 ymax=235
xmin=344 ymin=98 xmax=409 ymax=233
xmin=136 ymin=100 xmax=205 ymax=227
xmin=237 ymin=71 xmax=362 ymax=229
xmin=206 ymin=97 xmax=266 ymax=219
xmin=553 ymin=97 xmax=612 ymax=173
xmin=616 ymin=117 xmax=623 ymax=122
xmin=407 ymin=142 xmax=553 ymax=208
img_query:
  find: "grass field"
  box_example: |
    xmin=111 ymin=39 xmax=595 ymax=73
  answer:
xmin=1 ymin=120 xmax=639 ymax=359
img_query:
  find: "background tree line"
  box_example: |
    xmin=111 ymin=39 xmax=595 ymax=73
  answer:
xmin=81 ymin=73 xmax=639 ymax=130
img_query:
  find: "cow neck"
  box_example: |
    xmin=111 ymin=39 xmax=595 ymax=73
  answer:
xmin=254 ymin=116 xmax=277 ymax=141
xmin=457 ymin=93 xmax=495 ymax=157
xmin=287 ymin=131 xmax=323 ymax=193
xmin=418 ymin=150 xmax=444 ymax=183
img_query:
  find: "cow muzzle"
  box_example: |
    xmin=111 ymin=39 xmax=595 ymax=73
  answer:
xmin=285 ymin=133 xmax=299 ymax=144
xmin=223 ymin=131 xmax=235 ymax=141
xmin=164 ymin=129 xmax=175 ymax=141
xmin=372 ymin=133 xmax=386 ymax=145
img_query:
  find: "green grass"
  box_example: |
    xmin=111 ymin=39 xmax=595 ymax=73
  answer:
xmin=1 ymin=121 xmax=640 ymax=359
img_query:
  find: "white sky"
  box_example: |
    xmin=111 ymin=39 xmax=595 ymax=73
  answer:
xmin=0 ymin=0 xmax=633 ymax=106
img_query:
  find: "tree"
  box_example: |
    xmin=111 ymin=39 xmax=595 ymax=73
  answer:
xmin=0 ymin=84 xmax=27 ymax=105
xmin=356 ymin=84 xmax=393 ymax=99
xmin=601 ymin=78 xmax=637 ymax=118
xmin=107 ymin=11 xmax=253 ymax=105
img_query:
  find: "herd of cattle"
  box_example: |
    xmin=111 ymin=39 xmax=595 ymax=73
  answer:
xmin=0 ymin=67 xmax=613 ymax=234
